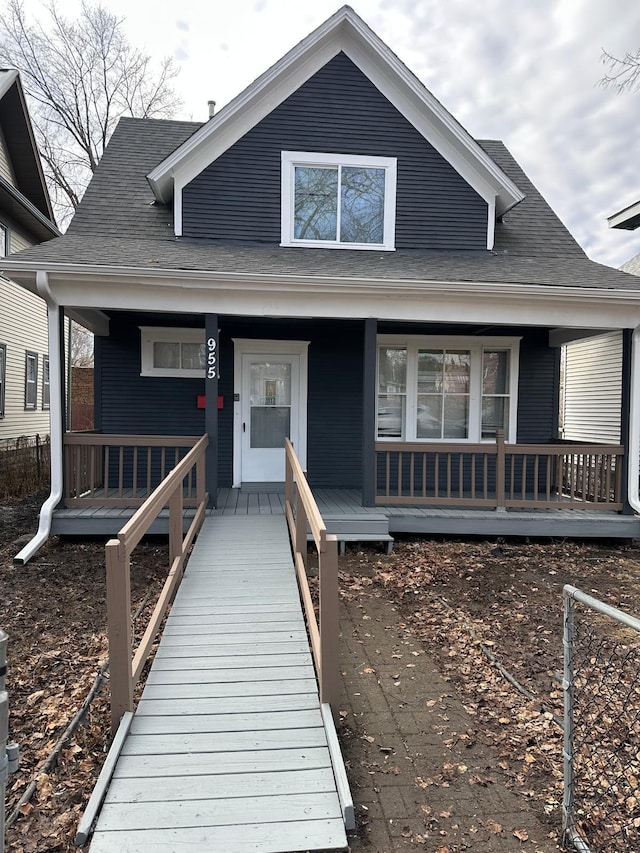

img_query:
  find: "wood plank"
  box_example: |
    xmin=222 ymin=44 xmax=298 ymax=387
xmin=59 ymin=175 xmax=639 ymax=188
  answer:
xmin=105 ymin=767 xmax=337 ymax=803
xmin=130 ymin=709 xmax=323 ymax=735
xmin=155 ymin=639 xmax=309 ymax=655
xmin=149 ymin=652 xmax=312 ymax=671
xmin=140 ymin=678 xmax=319 ymax=701
xmin=145 ymin=665 xmax=316 ymax=685
xmin=136 ymin=693 xmax=319 ymax=716
xmin=97 ymin=792 xmax=341 ymax=831
xmin=121 ymin=727 xmax=327 ymax=755
xmin=162 ymin=623 xmax=306 ymax=636
xmin=113 ymin=746 xmax=332 ymax=778
xmin=88 ymin=818 xmax=347 ymax=853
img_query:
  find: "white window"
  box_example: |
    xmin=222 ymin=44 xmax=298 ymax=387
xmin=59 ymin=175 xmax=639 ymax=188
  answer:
xmin=281 ymin=151 xmax=397 ymax=250
xmin=0 ymin=224 xmax=6 ymax=257
xmin=140 ymin=327 xmax=206 ymax=377
xmin=377 ymin=336 xmax=520 ymax=442
xmin=25 ymin=351 xmax=38 ymax=409
xmin=42 ymin=356 xmax=50 ymax=409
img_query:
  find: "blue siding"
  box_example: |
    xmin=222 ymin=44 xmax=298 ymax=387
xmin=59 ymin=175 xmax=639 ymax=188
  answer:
xmin=182 ymin=52 xmax=487 ymax=250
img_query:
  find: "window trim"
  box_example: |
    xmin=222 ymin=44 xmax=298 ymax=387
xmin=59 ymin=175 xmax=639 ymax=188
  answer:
xmin=42 ymin=355 xmax=50 ymax=410
xmin=0 ymin=343 xmax=6 ymax=418
xmin=280 ymin=151 xmax=397 ymax=251
xmin=0 ymin=223 xmax=7 ymax=258
xmin=376 ymin=335 xmax=521 ymax=442
xmin=24 ymin=350 xmax=38 ymax=410
xmin=140 ymin=326 xmax=205 ymax=377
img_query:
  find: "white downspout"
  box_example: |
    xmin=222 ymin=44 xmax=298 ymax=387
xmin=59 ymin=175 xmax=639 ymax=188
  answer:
xmin=14 ymin=271 xmax=64 ymax=565
xmin=627 ymin=325 xmax=640 ymax=514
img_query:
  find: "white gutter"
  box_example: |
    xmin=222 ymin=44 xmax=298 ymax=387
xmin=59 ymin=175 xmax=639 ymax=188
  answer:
xmin=628 ymin=325 xmax=640 ymax=515
xmin=14 ymin=271 xmax=63 ymax=565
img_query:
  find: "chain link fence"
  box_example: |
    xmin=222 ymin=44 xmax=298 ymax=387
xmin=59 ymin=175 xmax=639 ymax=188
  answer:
xmin=0 ymin=434 xmax=50 ymax=500
xmin=563 ymin=585 xmax=640 ymax=852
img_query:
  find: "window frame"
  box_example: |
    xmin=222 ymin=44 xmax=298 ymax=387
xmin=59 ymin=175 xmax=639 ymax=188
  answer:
xmin=140 ymin=326 xmax=206 ymax=378
xmin=0 ymin=223 xmax=6 ymax=258
xmin=281 ymin=151 xmax=397 ymax=251
xmin=376 ymin=335 xmax=521 ymax=443
xmin=42 ymin=355 xmax=50 ymax=410
xmin=0 ymin=343 xmax=6 ymax=418
xmin=24 ymin=350 xmax=38 ymax=410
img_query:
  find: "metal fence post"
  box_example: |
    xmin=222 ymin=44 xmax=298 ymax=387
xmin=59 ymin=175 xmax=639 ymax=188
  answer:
xmin=562 ymin=587 xmax=576 ymax=848
xmin=1 ymin=630 xmax=8 ymax=852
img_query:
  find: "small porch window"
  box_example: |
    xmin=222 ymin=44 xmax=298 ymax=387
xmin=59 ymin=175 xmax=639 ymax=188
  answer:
xmin=140 ymin=327 xmax=205 ymax=377
xmin=377 ymin=336 xmax=520 ymax=442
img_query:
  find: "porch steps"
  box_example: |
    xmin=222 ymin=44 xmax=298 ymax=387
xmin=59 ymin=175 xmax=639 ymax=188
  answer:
xmin=309 ymin=513 xmax=394 ymax=555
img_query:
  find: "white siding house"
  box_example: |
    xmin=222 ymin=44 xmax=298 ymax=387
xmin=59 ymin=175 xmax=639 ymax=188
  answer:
xmin=562 ymin=331 xmax=622 ymax=443
xmin=0 ymin=70 xmax=61 ymax=441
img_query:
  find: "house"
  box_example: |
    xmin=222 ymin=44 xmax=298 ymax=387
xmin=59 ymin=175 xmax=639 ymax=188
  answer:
xmin=0 ymin=69 xmax=61 ymax=443
xmin=5 ymin=6 xmax=640 ymax=558
xmin=562 ymin=204 xmax=640 ymax=445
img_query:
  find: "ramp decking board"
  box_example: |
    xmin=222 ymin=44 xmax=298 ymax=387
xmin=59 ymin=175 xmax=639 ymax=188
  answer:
xmin=89 ymin=515 xmax=348 ymax=852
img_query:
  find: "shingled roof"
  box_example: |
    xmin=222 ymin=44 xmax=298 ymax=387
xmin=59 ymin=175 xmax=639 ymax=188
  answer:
xmin=7 ymin=116 xmax=639 ymax=291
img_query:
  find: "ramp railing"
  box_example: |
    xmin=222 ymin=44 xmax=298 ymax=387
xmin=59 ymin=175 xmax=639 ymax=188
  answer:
xmin=106 ymin=434 xmax=209 ymax=733
xmin=284 ymin=438 xmax=340 ymax=715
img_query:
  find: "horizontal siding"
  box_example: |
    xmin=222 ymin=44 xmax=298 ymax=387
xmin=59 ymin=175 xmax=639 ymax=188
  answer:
xmin=0 ymin=126 xmax=16 ymax=186
xmin=183 ymin=52 xmax=487 ymax=250
xmin=9 ymin=228 xmax=33 ymax=253
xmin=563 ymin=332 xmax=621 ymax=443
xmin=0 ymin=277 xmax=50 ymax=438
xmin=516 ymin=334 xmax=558 ymax=443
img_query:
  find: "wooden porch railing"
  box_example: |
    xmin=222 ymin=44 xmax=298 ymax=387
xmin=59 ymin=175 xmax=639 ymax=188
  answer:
xmin=375 ymin=431 xmax=624 ymax=511
xmin=284 ymin=438 xmax=340 ymax=715
xmin=106 ymin=434 xmax=209 ymax=733
xmin=63 ymin=433 xmax=203 ymax=507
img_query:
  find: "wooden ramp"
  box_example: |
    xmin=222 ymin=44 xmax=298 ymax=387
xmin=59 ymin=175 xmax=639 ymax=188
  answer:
xmin=89 ymin=515 xmax=349 ymax=853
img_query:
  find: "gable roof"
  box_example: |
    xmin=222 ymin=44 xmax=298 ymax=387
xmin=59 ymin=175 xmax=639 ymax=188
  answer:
xmin=146 ymin=6 xmax=524 ymax=218
xmin=0 ymin=69 xmax=59 ymax=240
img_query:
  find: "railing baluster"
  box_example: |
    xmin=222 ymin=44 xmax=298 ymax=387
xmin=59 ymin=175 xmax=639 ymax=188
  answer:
xmin=118 ymin=446 xmax=124 ymax=498
xmin=409 ymin=452 xmax=415 ymax=498
xmin=398 ymin=451 xmax=403 ymax=497
xmin=132 ymin=447 xmax=138 ymax=501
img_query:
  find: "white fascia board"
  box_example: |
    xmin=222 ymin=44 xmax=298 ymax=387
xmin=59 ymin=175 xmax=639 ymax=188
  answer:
xmin=13 ymin=263 xmax=640 ymax=331
xmin=608 ymin=199 xmax=640 ymax=230
xmin=0 ymin=69 xmax=19 ymax=100
xmin=149 ymin=7 xmax=522 ymax=216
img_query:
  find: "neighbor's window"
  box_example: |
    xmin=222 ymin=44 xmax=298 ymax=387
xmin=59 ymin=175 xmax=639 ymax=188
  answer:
xmin=140 ymin=327 xmax=205 ymax=377
xmin=281 ymin=152 xmax=397 ymax=250
xmin=42 ymin=356 xmax=50 ymax=409
xmin=0 ymin=224 xmax=6 ymax=257
xmin=0 ymin=344 xmax=6 ymax=417
xmin=376 ymin=337 xmax=520 ymax=442
xmin=25 ymin=350 xmax=37 ymax=409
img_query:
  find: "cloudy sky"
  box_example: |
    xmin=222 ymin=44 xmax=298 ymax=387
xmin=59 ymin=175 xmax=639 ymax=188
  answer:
xmin=18 ymin=0 xmax=640 ymax=268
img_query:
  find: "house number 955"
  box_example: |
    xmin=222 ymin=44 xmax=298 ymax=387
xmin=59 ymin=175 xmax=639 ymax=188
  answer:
xmin=206 ymin=337 xmax=217 ymax=380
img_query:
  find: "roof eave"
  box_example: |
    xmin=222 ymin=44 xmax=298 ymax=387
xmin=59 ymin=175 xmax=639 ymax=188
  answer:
xmin=608 ymin=200 xmax=640 ymax=231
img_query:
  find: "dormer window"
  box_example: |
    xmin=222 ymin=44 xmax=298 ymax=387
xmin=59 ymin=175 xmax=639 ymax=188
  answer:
xmin=281 ymin=152 xmax=396 ymax=250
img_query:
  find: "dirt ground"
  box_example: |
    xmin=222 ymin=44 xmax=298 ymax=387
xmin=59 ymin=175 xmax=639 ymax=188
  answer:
xmin=2 ymin=497 xmax=640 ymax=851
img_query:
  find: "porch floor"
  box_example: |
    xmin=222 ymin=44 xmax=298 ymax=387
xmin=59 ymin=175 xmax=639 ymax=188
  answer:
xmin=49 ymin=487 xmax=640 ymax=539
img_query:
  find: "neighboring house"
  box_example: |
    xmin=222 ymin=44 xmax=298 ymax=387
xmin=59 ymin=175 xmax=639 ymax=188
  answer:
xmin=0 ymin=69 xmax=61 ymax=441
xmin=5 ymin=6 xmax=640 ymax=542
xmin=562 ymin=203 xmax=640 ymax=445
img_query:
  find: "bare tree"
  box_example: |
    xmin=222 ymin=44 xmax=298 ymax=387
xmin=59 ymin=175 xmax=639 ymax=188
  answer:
xmin=0 ymin=0 xmax=182 ymax=225
xmin=70 ymin=321 xmax=93 ymax=368
xmin=600 ymin=48 xmax=640 ymax=94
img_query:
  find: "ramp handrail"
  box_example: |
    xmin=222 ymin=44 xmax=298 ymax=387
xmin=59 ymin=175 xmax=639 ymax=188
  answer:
xmin=284 ymin=438 xmax=340 ymax=715
xmin=106 ymin=434 xmax=209 ymax=733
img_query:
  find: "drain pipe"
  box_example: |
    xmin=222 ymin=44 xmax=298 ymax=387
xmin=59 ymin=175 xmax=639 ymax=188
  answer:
xmin=14 ymin=271 xmax=64 ymax=565
xmin=627 ymin=325 xmax=640 ymax=515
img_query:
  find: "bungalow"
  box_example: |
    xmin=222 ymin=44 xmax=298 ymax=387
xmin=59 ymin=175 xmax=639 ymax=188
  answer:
xmin=5 ymin=6 xmax=640 ymax=559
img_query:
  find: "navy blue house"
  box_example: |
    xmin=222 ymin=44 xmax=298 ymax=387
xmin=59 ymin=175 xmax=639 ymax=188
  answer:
xmin=5 ymin=6 xmax=640 ymax=538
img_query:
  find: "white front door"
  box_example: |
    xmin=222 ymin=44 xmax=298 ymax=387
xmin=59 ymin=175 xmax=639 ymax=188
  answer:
xmin=233 ymin=340 xmax=309 ymax=484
